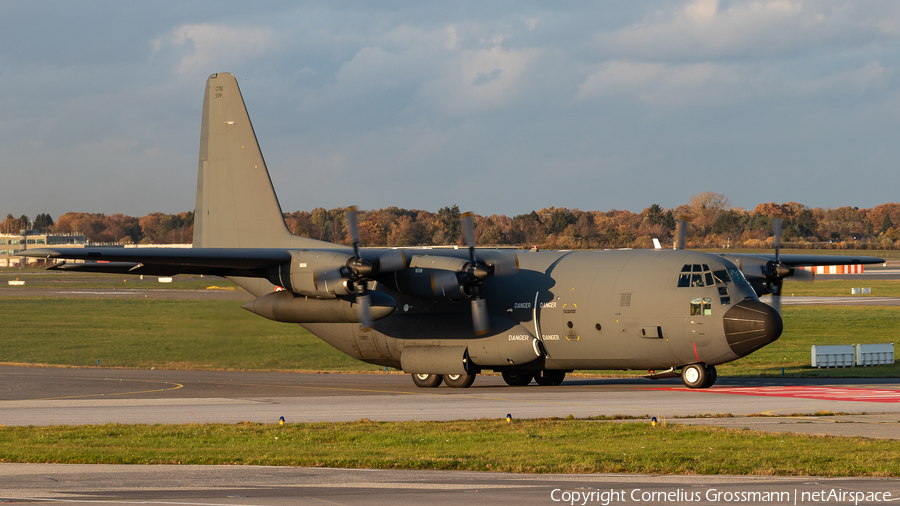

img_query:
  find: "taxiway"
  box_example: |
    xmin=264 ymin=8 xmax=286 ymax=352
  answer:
xmin=2 ymin=366 xmax=898 ymax=439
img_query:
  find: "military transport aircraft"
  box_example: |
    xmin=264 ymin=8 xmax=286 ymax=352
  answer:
xmin=19 ymin=73 xmax=884 ymax=390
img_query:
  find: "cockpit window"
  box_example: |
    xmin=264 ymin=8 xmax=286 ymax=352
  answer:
xmin=713 ymin=269 xmax=731 ymax=284
xmin=728 ymin=268 xmax=749 ymax=285
xmin=679 ymin=264 xmax=731 ymax=289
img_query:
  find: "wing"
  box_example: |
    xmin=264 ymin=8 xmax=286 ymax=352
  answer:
xmin=724 ymin=253 xmax=885 ymax=268
xmin=719 ymin=252 xmax=885 ymax=297
xmin=18 ymin=247 xmax=297 ymax=277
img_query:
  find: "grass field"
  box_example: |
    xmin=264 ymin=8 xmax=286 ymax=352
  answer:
xmin=2 ymin=296 xmax=897 ymax=377
xmin=1 ymin=297 xmax=378 ymax=371
xmin=1 ymin=419 xmax=898 ymax=476
xmin=0 ymin=270 xmax=240 ymax=291
xmin=781 ymin=279 xmax=900 ymax=297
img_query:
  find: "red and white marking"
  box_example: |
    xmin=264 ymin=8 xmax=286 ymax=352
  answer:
xmin=651 ymin=386 xmax=900 ymax=403
xmin=798 ymin=264 xmax=864 ymax=274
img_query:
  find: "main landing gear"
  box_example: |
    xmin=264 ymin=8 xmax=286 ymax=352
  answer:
xmin=410 ymin=370 xmax=568 ymax=388
xmin=500 ymin=370 xmax=567 ymax=386
xmin=681 ymin=363 xmax=717 ymax=389
xmin=410 ymin=373 xmax=476 ymax=388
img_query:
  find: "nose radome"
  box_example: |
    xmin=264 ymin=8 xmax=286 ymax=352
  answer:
xmin=722 ymin=299 xmax=783 ymax=357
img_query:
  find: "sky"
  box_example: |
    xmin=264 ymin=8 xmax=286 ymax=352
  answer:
xmin=1 ymin=1 xmax=899 ymax=220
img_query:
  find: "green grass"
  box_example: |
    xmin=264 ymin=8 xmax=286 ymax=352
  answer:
xmin=0 ymin=297 xmax=379 ymax=371
xmin=0 ymin=270 xmax=240 ymax=291
xmin=0 ymin=420 xmax=897 ymax=476
xmin=781 ymin=279 xmax=900 ymax=297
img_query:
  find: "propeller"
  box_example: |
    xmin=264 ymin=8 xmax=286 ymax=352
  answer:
xmin=344 ymin=206 xmax=406 ymax=329
xmin=462 ymin=213 xmax=491 ymax=335
xmin=421 ymin=212 xmax=518 ymax=334
xmin=769 ymin=216 xmax=784 ymax=314
xmin=765 ymin=215 xmax=814 ymax=312
xmin=675 ymin=216 xmax=689 ymax=250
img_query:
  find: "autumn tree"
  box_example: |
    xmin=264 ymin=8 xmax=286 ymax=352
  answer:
xmin=433 ymin=205 xmax=462 ymax=245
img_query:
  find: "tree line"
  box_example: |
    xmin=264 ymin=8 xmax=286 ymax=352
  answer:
xmin=4 ymin=192 xmax=900 ymax=250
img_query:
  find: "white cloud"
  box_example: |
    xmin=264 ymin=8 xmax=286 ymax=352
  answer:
xmin=418 ymin=45 xmax=542 ymax=116
xmin=787 ymin=60 xmax=890 ymax=97
xmin=155 ymin=24 xmax=275 ymax=80
xmin=576 ymin=59 xmax=891 ymax=105
xmin=576 ymin=60 xmax=741 ymax=104
xmin=598 ymin=0 xmax=898 ymax=60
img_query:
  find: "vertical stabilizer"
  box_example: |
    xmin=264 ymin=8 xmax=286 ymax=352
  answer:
xmin=193 ymin=73 xmax=332 ymax=249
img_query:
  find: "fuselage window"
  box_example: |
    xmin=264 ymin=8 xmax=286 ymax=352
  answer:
xmin=718 ymin=286 xmax=728 ymax=296
xmin=690 ymin=297 xmax=702 ymax=315
xmin=721 ymin=296 xmax=731 ymax=305
xmin=704 ymin=272 xmax=714 ymax=286
xmin=691 ymin=298 xmax=712 ymax=315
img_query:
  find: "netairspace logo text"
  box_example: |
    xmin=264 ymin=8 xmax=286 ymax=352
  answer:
xmin=550 ymin=488 xmax=892 ymax=505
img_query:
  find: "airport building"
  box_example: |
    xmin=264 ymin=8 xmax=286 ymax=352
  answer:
xmin=0 ymin=232 xmax=86 ymax=267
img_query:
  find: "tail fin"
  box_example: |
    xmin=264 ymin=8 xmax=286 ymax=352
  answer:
xmin=193 ymin=72 xmax=332 ymax=249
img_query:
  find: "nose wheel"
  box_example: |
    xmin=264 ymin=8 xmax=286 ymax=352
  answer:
xmin=681 ymin=363 xmax=716 ymax=389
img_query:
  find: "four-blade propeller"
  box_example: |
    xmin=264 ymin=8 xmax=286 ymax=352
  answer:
xmin=759 ymin=216 xmax=814 ymax=313
xmin=344 ymin=206 xmax=406 ymax=329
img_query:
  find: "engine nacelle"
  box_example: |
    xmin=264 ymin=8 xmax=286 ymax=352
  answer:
xmin=267 ymin=250 xmax=356 ymax=298
xmin=391 ymin=254 xmax=470 ymax=301
xmin=242 ymin=289 xmax=396 ymax=323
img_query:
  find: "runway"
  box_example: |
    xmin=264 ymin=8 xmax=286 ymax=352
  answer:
xmin=2 ymin=464 xmax=898 ymax=506
xmin=2 ymin=366 xmax=899 ymax=439
xmin=777 ymin=295 xmax=900 ymax=306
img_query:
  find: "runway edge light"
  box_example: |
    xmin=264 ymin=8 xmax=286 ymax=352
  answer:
xmin=279 ymin=416 xmax=285 ymax=426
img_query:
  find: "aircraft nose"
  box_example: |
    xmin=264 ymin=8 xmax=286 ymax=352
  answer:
xmin=722 ymin=299 xmax=783 ymax=357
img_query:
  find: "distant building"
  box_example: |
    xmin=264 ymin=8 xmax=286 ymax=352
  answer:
xmin=0 ymin=231 xmax=86 ymax=267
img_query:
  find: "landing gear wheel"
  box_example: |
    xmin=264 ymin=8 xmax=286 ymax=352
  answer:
xmin=443 ymin=373 xmax=476 ymax=388
xmin=681 ymin=363 xmax=708 ymax=389
xmin=534 ymin=370 xmax=566 ymax=386
xmin=703 ymin=364 xmax=717 ymax=388
xmin=411 ymin=373 xmax=443 ymax=388
xmin=501 ymin=371 xmax=533 ymax=386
